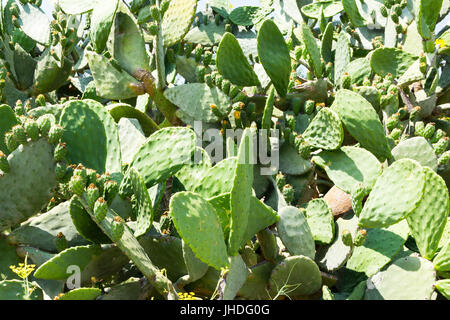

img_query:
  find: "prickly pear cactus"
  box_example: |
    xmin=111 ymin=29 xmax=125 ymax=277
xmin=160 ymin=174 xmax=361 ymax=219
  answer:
xmin=0 ymin=0 xmax=448 ymax=302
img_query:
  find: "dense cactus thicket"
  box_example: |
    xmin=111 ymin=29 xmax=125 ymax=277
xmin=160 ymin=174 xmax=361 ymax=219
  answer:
xmin=0 ymin=0 xmax=449 ymax=300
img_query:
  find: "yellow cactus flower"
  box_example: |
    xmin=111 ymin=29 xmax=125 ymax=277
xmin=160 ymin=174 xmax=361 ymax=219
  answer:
xmin=435 ymin=38 xmax=446 ymax=47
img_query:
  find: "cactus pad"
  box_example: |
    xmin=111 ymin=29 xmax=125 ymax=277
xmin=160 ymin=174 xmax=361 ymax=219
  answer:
xmin=257 ymin=19 xmax=291 ymax=97
xmin=345 ymin=220 xmax=410 ymax=280
xmin=331 ymin=89 xmax=391 ymax=160
xmin=129 ymin=127 xmax=195 ymax=187
xmin=229 ymin=6 xmax=272 ymax=26
xmin=391 ymin=137 xmax=438 ymax=171
xmin=169 ymin=191 xmax=229 ymax=270
xmin=303 ymin=108 xmax=344 ymax=150
xmin=59 ymin=99 xmax=122 ymax=174
xmin=34 ymin=245 xmax=102 ymax=280
xmin=364 ymin=254 xmax=436 ymax=300
xmin=359 ymin=159 xmax=426 ymax=228
xmin=316 ymin=213 xmax=359 ymax=272
xmin=370 ymin=47 xmax=418 ymax=78
xmin=406 ymin=167 xmax=449 ymax=260
xmin=216 ymin=32 xmax=260 ymax=87
xmin=161 ymin=0 xmax=197 ymax=48
xmin=0 ymin=139 xmax=57 ymax=232
xmin=268 ymin=255 xmax=322 ymax=298
xmin=119 ymin=168 xmax=153 ymax=238
xmin=7 ymin=201 xmax=89 ymax=253
xmin=192 ymin=157 xmax=237 ymax=198
xmin=164 ymin=83 xmax=231 ymax=123
xmin=312 ymin=146 xmax=382 ymax=195
xmin=86 ymin=51 xmax=140 ymax=100
xmin=57 ymin=287 xmax=102 ymax=300
xmin=0 ymin=104 xmax=19 ymax=155
xmin=301 ymin=22 xmax=323 ymax=78
xmin=305 ymin=199 xmax=335 ymax=244
xmin=229 ymin=128 xmax=255 ymax=256
xmin=277 ymin=206 xmax=315 ymax=259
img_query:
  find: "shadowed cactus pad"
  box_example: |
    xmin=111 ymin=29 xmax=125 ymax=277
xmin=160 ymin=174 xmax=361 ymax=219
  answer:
xmin=303 ymin=108 xmax=344 ymax=150
xmin=365 ymin=254 xmax=436 ymax=300
xmin=268 ymin=255 xmax=322 ymax=298
xmin=0 ymin=139 xmax=57 ymax=231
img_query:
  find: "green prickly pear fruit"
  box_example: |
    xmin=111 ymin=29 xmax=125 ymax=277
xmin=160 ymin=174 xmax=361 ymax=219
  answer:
xmin=229 ymin=85 xmax=241 ymax=99
xmin=150 ymin=5 xmax=160 ymax=22
xmin=69 ymin=174 xmax=85 ymax=197
xmin=353 ymin=229 xmax=367 ymax=247
xmin=438 ymin=151 xmax=450 ymax=166
xmin=232 ymin=92 xmax=248 ymax=104
xmin=37 ymin=114 xmax=53 ymax=136
xmin=304 ymin=100 xmax=315 ymax=115
xmin=24 ymin=118 xmax=39 ymax=141
xmin=392 ymin=4 xmax=402 ymax=16
xmin=292 ymin=97 xmax=302 ymax=115
xmin=362 ymin=77 xmax=371 ymax=86
xmin=55 ymin=232 xmax=68 ymax=252
xmin=103 ymin=179 xmax=119 ymax=205
xmin=86 ymin=183 xmax=100 ymax=210
xmin=73 ymin=164 xmax=87 ymax=181
xmin=55 ymin=162 xmax=67 ymax=180
xmin=275 ymin=172 xmax=286 ymax=190
xmin=414 ymin=121 xmax=425 ymax=136
xmin=12 ymin=125 xmax=27 ymax=145
xmin=203 ymin=51 xmax=212 ymax=67
xmin=86 ymin=168 xmax=98 ymax=186
xmin=194 ymin=44 xmax=203 ymax=62
xmin=93 ymin=197 xmax=108 ymax=222
xmin=36 ymin=94 xmax=46 ymax=107
xmin=395 ymin=23 xmax=403 ymax=34
xmin=383 ymin=0 xmax=394 ymax=9
xmin=391 ymin=13 xmax=399 ymax=24
xmin=294 ymin=46 xmax=303 ymax=60
xmin=148 ymin=23 xmax=158 ymax=36
xmin=389 ymin=128 xmax=402 ymax=140
xmin=215 ymin=74 xmax=223 ymax=88
xmin=48 ymin=124 xmax=64 ymax=144
xmin=184 ymin=43 xmax=194 ymax=57
xmin=380 ymin=5 xmax=388 ymax=17
xmin=433 ymin=137 xmax=449 ymax=155
xmin=386 ymin=113 xmax=400 ymax=131
xmin=422 ymin=122 xmax=435 ymax=139
xmin=111 ymin=216 xmax=125 ymax=242
xmin=53 ymin=142 xmax=67 ymax=161
xmin=195 ymin=66 xmax=206 ymax=82
xmin=0 ymin=151 xmax=9 ymax=173
xmin=430 ymin=129 xmax=445 ymax=144
xmin=204 ymin=74 xmax=214 ymax=87
xmin=409 ymin=106 xmax=420 ymax=121
xmin=341 ymin=73 xmax=351 ymax=89
xmin=221 ymin=79 xmax=231 ymax=95
xmin=342 ymin=230 xmax=353 ymax=247
xmin=397 ymin=107 xmax=408 ymax=120
xmin=282 ymin=184 xmax=294 ymax=204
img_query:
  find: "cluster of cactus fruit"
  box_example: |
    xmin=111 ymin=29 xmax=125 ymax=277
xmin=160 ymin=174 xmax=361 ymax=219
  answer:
xmin=0 ymin=0 xmax=449 ymax=301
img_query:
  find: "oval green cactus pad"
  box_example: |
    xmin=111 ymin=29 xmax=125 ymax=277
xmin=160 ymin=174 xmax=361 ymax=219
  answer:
xmin=169 ymin=191 xmax=229 ymax=270
xmin=359 ymin=159 xmax=426 ymax=228
xmin=303 ymin=107 xmax=344 ymax=150
xmin=216 ymin=32 xmax=260 ymax=87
